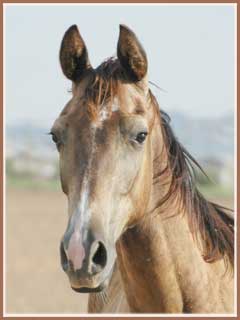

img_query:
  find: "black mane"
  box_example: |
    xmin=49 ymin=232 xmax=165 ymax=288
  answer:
xmin=150 ymin=91 xmax=234 ymax=268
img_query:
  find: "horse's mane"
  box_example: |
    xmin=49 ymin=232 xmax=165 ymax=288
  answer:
xmin=83 ymin=57 xmax=234 ymax=269
xmin=84 ymin=58 xmax=124 ymax=120
xmin=149 ymin=92 xmax=234 ymax=269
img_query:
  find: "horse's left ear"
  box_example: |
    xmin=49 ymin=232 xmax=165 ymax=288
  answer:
xmin=117 ymin=25 xmax=148 ymax=82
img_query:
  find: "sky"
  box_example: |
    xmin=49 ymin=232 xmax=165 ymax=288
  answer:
xmin=4 ymin=4 xmax=235 ymax=128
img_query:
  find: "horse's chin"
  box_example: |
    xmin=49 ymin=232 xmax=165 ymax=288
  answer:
xmin=71 ymin=282 xmax=106 ymax=293
xmin=71 ymin=277 xmax=109 ymax=293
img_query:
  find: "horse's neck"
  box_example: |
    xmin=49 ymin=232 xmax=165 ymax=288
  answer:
xmin=117 ymin=203 xmax=195 ymax=312
xmin=116 ymin=118 xmax=190 ymax=312
xmin=116 ymin=195 xmax=232 ymax=313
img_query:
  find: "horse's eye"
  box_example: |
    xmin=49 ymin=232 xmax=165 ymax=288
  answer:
xmin=50 ymin=132 xmax=62 ymax=148
xmin=50 ymin=132 xmax=59 ymax=144
xmin=135 ymin=132 xmax=148 ymax=144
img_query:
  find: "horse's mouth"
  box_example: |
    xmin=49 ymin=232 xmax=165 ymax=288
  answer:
xmin=71 ymin=276 xmax=109 ymax=293
xmin=71 ymin=282 xmax=106 ymax=293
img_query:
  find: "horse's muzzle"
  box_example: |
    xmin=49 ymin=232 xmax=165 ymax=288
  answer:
xmin=60 ymin=231 xmax=115 ymax=292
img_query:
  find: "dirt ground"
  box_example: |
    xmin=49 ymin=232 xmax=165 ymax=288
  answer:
xmin=6 ymin=187 xmax=88 ymax=314
xmin=5 ymin=187 xmax=234 ymax=314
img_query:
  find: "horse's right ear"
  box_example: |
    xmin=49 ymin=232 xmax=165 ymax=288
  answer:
xmin=59 ymin=25 xmax=92 ymax=81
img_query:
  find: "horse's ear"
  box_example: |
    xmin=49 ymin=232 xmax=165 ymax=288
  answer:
xmin=117 ymin=25 xmax=148 ymax=82
xmin=59 ymin=25 xmax=92 ymax=81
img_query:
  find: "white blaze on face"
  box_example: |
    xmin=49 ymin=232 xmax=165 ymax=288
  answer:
xmin=112 ymin=97 xmax=119 ymax=112
xmin=66 ymin=122 xmax=98 ymax=270
xmin=67 ymin=97 xmax=120 ymax=264
xmin=99 ymin=108 xmax=109 ymax=121
xmin=67 ymin=175 xmax=91 ymax=269
xmin=98 ymin=97 xmax=119 ymax=122
xmin=76 ymin=176 xmax=90 ymax=242
xmin=79 ymin=124 xmax=97 ymax=231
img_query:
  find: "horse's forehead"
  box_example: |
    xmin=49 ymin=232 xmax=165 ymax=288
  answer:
xmin=55 ymin=81 xmax=147 ymax=135
xmin=117 ymin=83 xmax=146 ymax=111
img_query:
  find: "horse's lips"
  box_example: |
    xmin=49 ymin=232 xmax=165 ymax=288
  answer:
xmin=70 ymin=263 xmax=114 ymax=293
xmin=71 ymin=276 xmax=109 ymax=293
xmin=71 ymin=283 xmax=105 ymax=293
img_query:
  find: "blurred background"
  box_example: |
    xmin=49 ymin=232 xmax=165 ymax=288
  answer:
xmin=5 ymin=4 xmax=235 ymax=314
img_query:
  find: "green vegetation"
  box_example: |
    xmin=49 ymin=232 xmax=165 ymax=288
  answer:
xmin=6 ymin=158 xmax=60 ymax=191
xmin=6 ymin=175 xmax=61 ymax=191
xmin=194 ymin=167 xmax=234 ymax=203
xmin=197 ymin=183 xmax=234 ymax=200
xmin=6 ymin=174 xmax=234 ymax=202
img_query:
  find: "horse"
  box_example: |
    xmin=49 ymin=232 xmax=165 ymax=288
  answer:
xmin=51 ymin=24 xmax=234 ymax=313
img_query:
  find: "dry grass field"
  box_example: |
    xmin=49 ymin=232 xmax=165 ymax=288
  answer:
xmin=5 ymin=186 xmax=234 ymax=314
xmin=6 ymin=187 xmax=88 ymax=314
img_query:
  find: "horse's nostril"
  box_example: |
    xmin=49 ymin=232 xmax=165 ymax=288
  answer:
xmin=60 ymin=237 xmax=107 ymax=275
xmin=91 ymin=241 xmax=107 ymax=271
xmin=60 ymin=241 xmax=68 ymax=271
